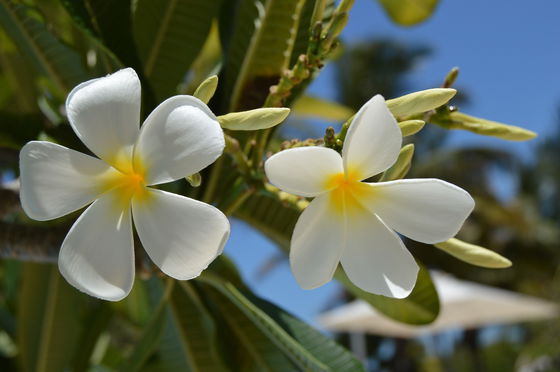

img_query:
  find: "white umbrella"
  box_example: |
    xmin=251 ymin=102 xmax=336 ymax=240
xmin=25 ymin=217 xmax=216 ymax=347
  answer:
xmin=318 ymin=272 xmax=559 ymax=338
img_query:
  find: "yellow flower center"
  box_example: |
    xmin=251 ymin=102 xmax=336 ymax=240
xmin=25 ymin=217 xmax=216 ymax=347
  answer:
xmin=325 ymin=170 xmax=371 ymax=215
xmin=99 ymin=157 xmax=151 ymax=210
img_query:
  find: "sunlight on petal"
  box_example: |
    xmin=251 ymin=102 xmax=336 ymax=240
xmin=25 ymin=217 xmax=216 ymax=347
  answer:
xmin=342 ymin=95 xmax=402 ymax=180
xmin=66 ymin=68 xmax=140 ymax=168
xmin=362 ymin=179 xmax=475 ymax=244
xmin=265 ymin=147 xmax=344 ymax=197
xmin=290 ymin=194 xmax=345 ymax=289
xmin=20 ymin=141 xmax=116 ymax=221
xmin=58 ymin=191 xmax=134 ymax=301
xmin=132 ymin=189 xmax=230 ymax=280
xmin=134 ymin=95 xmax=224 ymax=185
xmin=340 ymin=211 xmax=418 ymax=298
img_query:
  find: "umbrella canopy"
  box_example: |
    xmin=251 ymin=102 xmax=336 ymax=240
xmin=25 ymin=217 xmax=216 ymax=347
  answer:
xmin=318 ymin=272 xmax=559 ymax=338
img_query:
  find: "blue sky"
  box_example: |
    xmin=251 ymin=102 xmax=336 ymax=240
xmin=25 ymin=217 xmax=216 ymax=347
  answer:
xmin=225 ymin=0 xmax=560 ymax=326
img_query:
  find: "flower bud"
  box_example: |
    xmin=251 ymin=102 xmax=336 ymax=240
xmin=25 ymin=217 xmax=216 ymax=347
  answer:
xmin=434 ymin=238 xmax=512 ymax=268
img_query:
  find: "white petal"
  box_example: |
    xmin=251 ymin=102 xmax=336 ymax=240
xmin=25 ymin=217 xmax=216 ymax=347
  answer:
xmin=340 ymin=211 xmax=418 ymax=298
xmin=19 ymin=141 xmax=115 ymax=221
xmin=132 ymin=189 xmax=230 ymax=279
xmin=290 ymin=194 xmax=345 ymax=289
xmin=265 ymin=147 xmax=344 ymax=197
xmin=134 ymin=96 xmax=224 ymax=185
xmin=363 ymin=179 xmax=475 ymax=244
xmin=58 ymin=192 xmax=134 ymax=301
xmin=342 ymin=95 xmax=402 ymax=180
xmin=66 ymin=68 xmax=140 ymax=168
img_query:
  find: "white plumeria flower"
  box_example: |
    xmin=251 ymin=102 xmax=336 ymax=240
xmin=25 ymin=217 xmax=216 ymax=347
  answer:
xmin=19 ymin=68 xmax=230 ymax=301
xmin=265 ymin=95 xmax=474 ymax=298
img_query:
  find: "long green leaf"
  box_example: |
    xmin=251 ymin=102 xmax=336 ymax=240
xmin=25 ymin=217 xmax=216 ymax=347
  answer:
xmin=207 ymin=256 xmax=363 ymax=372
xmin=144 ymin=280 xmax=228 ymax=372
xmin=118 ymin=280 xmax=173 ymax=372
xmin=200 ymin=275 xmax=320 ymax=371
xmin=17 ymin=263 xmax=88 ymax=372
xmin=133 ymin=0 xmax=221 ymax=101
xmin=222 ymin=0 xmax=306 ymax=110
xmin=0 ymin=0 xmax=89 ymax=94
xmin=246 ymin=293 xmax=365 ymax=372
xmin=59 ymin=0 xmax=132 ymax=69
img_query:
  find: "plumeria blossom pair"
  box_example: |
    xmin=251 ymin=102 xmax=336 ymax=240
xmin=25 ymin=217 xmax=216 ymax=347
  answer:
xmin=19 ymin=68 xmax=230 ymax=301
xmin=265 ymin=95 xmax=475 ymax=298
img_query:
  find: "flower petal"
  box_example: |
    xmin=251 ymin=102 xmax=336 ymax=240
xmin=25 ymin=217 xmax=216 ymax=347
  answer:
xmin=363 ymin=179 xmax=475 ymax=244
xmin=66 ymin=68 xmax=141 ymax=168
xmin=265 ymin=147 xmax=344 ymax=197
xmin=134 ymin=96 xmax=224 ymax=185
xmin=19 ymin=141 xmax=115 ymax=221
xmin=290 ymin=194 xmax=345 ymax=289
xmin=132 ymin=188 xmax=230 ymax=279
xmin=340 ymin=211 xmax=418 ymax=298
xmin=342 ymin=95 xmax=402 ymax=180
xmin=58 ymin=192 xmax=134 ymax=301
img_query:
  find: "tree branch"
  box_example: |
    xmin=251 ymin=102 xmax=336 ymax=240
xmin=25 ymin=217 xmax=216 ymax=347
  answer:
xmin=0 ymin=222 xmax=65 ymax=263
xmin=0 ymin=188 xmax=21 ymax=217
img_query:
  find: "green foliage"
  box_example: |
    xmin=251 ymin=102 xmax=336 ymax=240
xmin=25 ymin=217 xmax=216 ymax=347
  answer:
xmin=133 ymin=0 xmax=221 ymax=101
xmin=0 ymin=0 xmax=90 ymax=94
xmin=221 ymin=0 xmax=307 ymax=110
xmin=17 ymin=263 xmax=91 ymax=372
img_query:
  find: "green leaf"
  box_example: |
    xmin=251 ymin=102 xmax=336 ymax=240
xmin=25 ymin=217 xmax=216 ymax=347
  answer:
xmin=434 ymin=238 xmax=512 ymax=269
xmin=205 ymin=255 xmax=363 ymax=371
xmin=146 ymin=280 xmax=228 ymax=371
xmin=387 ymin=88 xmax=456 ymax=117
xmin=193 ymin=75 xmax=219 ymax=104
xmin=379 ymin=143 xmax=414 ymax=181
xmin=222 ymin=0 xmax=307 ymax=110
xmin=17 ymin=263 xmax=89 ymax=372
xmin=119 ymin=280 xmax=173 ymax=372
xmin=218 ymin=107 xmax=290 ymax=131
xmin=133 ymin=0 xmax=221 ymax=100
xmin=0 ymin=0 xmax=89 ymax=94
xmin=434 ymin=111 xmax=537 ymax=141
xmin=58 ymin=0 xmax=124 ymax=69
xmin=292 ymin=95 xmax=354 ymax=122
xmin=335 ymin=263 xmax=440 ymax=325
xmin=247 ymin=294 xmax=365 ymax=372
xmin=377 ymin=0 xmax=439 ymax=26
xmin=203 ymin=284 xmax=296 ymax=371
xmin=200 ymin=274 xmax=331 ymax=371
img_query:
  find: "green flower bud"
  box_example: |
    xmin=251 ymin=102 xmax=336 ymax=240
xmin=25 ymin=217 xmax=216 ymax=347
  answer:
xmin=218 ymin=107 xmax=290 ymax=131
xmin=398 ymin=120 xmax=425 ymax=137
xmin=387 ymin=88 xmax=457 ymax=117
xmin=441 ymin=112 xmax=537 ymax=141
xmin=193 ymin=75 xmax=218 ymax=104
xmin=379 ymin=144 xmax=414 ymax=181
xmin=434 ymin=238 xmax=512 ymax=268
xmin=185 ymin=172 xmax=202 ymax=187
